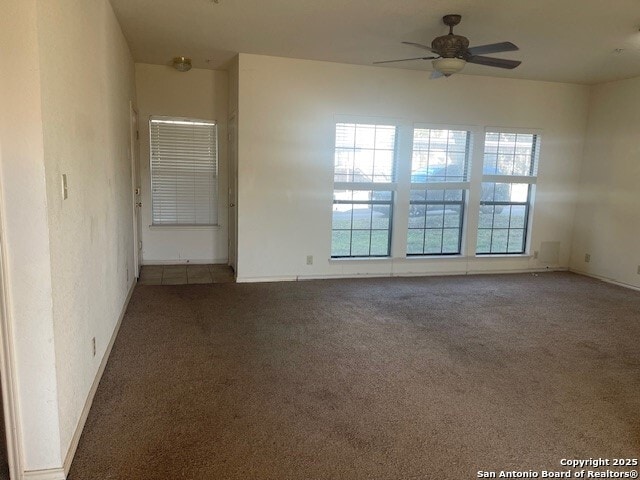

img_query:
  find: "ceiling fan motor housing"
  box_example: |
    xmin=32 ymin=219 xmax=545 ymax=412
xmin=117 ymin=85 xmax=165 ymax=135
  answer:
xmin=431 ymin=34 xmax=469 ymax=58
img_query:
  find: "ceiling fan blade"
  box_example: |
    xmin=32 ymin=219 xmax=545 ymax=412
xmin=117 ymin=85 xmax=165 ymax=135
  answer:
xmin=374 ymin=56 xmax=438 ymax=64
xmin=467 ymin=42 xmax=519 ymax=56
xmin=430 ymin=70 xmax=444 ymax=79
xmin=402 ymin=41 xmax=438 ymax=54
xmin=467 ymin=55 xmax=521 ymax=69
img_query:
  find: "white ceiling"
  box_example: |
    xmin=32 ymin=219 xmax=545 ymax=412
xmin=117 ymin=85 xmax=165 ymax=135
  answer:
xmin=109 ymin=0 xmax=640 ymax=84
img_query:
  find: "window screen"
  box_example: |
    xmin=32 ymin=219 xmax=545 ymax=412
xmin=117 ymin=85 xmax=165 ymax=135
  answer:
xmin=150 ymin=117 xmax=218 ymax=225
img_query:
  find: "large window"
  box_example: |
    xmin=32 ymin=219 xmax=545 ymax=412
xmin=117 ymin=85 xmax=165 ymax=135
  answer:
xmin=331 ymin=122 xmax=397 ymax=257
xmin=407 ymin=128 xmax=470 ymax=255
xmin=477 ymin=131 xmax=539 ymax=254
xmin=150 ymin=117 xmax=218 ymax=226
xmin=329 ymin=122 xmax=542 ymax=259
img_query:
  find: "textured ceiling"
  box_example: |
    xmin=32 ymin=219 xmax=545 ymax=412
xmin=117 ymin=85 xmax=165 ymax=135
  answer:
xmin=109 ymin=0 xmax=640 ymax=84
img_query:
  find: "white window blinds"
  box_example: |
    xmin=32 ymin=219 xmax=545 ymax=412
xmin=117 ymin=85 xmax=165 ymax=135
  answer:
xmin=150 ymin=117 xmax=218 ymax=225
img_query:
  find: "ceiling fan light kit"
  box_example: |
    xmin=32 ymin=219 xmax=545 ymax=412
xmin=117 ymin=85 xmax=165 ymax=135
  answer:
xmin=432 ymin=57 xmax=466 ymax=76
xmin=172 ymin=56 xmax=192 ymax=72
xmin=374 ymin=14 xmax=522 ymax=79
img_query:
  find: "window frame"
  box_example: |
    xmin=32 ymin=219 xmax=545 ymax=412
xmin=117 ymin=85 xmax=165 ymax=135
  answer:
xmin=331 ymin=118 xmax=400 ymax=258
xmin=476 ymin=128 xmax=541 ymax=255
xmin=328 ymin=121 xmax=544 ymax=262
xmin=407 ymin=125 xmax=473 ymax=256
xmin=149 ymin=115 xmax=219 ymax=227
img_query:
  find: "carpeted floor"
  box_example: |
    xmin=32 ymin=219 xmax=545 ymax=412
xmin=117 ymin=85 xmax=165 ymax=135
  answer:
xmin=68 ymin=272 xmax=640 ymax=480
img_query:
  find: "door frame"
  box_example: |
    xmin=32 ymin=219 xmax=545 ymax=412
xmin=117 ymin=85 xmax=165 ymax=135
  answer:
xmin=129 ymin=102 xmax=142 ymax=278
xmin=0 ymin=186 xmax=23 ymax=479
xmin=227 ymin=112 xmax=238 ymax=273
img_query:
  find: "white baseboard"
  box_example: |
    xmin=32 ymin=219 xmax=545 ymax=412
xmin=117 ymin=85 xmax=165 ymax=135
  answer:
xmin=22 ymin=468 xmax=66 ymax=480
xmin=569 ymin=268 xmax=640 ymax=292
xmin=141 ymin=258 xmax=228 ymax=265
xmin=236 ymin=275 xmax=297 ymax=283
xmin=237 ymin=267 xmax=568 ymax=284
xmin=61 ymin=280 xmax=137 ymax=476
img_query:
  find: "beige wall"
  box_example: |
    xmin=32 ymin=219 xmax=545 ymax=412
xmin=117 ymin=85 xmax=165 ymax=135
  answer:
xmin=570 ymin=76 xmax=640 ymax=288
xmin=1 ymin=0 xmax=138 ymax=473
xmin=236 ymin=53 xmax=590 ymax=282
xmin=0 ymin=0 xmax=137 ymax=473
xmin=0 ymin=0 xmax=62 ymax=472
xmin=135 ymin=63 xmax=229 ymax=264
xmin=36 ymin=0 xmax=138 ymax=469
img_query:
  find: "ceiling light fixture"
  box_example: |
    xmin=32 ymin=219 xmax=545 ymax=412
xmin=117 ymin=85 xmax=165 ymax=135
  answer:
xmin=173 ymin=56 xmax=192 ymax=72
xmin=432 ymin=57 xmax=466 ymax=77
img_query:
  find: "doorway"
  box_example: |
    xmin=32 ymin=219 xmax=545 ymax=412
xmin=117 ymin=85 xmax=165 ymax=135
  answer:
xmin=130 ymin=102 xmax=142 ymax=278
xmin=228 ymin=113 xmax=238 ymax=273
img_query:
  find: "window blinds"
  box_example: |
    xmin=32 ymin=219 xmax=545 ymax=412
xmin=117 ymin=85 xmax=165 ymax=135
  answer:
xmin=150 ymin=117 xmax=218 ymax=225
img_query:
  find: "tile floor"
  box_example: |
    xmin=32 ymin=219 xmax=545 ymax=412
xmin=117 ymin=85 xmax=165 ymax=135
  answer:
xmin=138 ymin=264 xmax=235 ymax=285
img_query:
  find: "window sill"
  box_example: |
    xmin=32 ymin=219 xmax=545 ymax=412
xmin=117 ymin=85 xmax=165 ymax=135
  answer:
xmin=402 ymin=254 xmax=466 ymax=261
xmin=475 ymin=253 xmax=532 ymax=259
xmin=149 ymin=224 xmax=221 ymax=231
xmin=328 ymin=254 xmax=533 ymax=263
xmin=404 ymin=254 xmax=533 ymax=260
xmin=329 ymin=255 xmax=465 ymax=263
xmin=329 ymin=257 xmax=391 ymax=263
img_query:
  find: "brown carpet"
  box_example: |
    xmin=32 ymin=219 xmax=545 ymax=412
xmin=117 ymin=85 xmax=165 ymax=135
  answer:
xmin=68 ymin=272 xmax=640 ymax=480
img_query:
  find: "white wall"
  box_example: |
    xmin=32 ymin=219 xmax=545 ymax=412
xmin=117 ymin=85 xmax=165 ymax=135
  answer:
xmin=236 ymin=53 xmax=590 ymax=282
xmin=570 ymin=76 xmax=640 ymax=289
xmin=135 ymin=63 xmax=229 ymax=264
xmin=36 ymin=0 xmax=137 ymax=468
xmin=0 ymin=0 xmax=63 ymax=471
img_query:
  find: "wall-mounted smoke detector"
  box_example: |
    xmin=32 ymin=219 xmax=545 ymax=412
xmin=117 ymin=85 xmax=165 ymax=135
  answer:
xmin=173 ymin=56 xmax=192 ymax=72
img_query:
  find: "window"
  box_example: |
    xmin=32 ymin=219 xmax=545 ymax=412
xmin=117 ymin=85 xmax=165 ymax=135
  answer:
xmin=407 ymin=128 xmax=470 ymax=255
xmin=150 ymin=117 xmax=218 ymax=225
xmin=477 ymin=131 xmax=539 ymax=254
xmin=331 ymin=122 xmax=397 ymax=257
xmin=328 ymin=123 xmax=542 ymax=259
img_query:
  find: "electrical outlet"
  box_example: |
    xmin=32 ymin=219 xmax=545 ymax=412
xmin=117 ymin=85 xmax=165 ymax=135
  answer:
xmin=306 ymin=255 xmax=313 ymax=265
xmin=533 ymin=250 xmax=539 ymax=260
xmin=584 ymin=253 xmax=591 ymax=263
xmin=637 ymin=265 xmax=640 ymax=275
xmin=92 ymin=337 xmax=96 ymax=357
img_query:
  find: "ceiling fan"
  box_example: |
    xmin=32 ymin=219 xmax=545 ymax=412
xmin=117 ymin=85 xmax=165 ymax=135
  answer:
xmin=374 ymin=14 xmax=522 ymax=78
